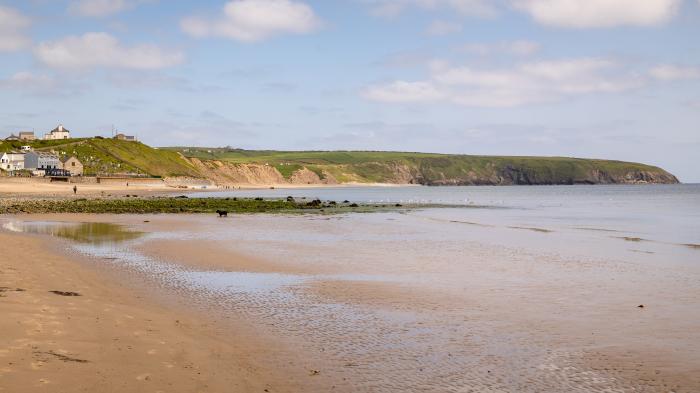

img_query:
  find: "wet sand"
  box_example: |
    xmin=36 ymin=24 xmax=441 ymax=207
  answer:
xmin=0 ymin=230 xmax=327 ymax=393
xmin=2 ymin=212 xmax=700 ymax=392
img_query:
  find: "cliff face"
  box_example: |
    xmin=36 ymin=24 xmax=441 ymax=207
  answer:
xmin=425 ymin=166 xmax=680 ymax=186
xmin=182 ymin=156 xmax=679 ymax=186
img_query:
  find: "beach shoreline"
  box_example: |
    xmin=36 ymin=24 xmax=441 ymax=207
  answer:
xmin=0 ymin=226 xmax=337 ymax=393
xmin=2 ymin=210 xmax=699 ymax=392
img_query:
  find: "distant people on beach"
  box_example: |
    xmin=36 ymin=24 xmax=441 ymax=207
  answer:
xmin=73 ymin=185 xmax=77 ymax=194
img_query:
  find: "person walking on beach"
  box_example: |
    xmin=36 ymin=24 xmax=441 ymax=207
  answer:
xmin=73 ymin=185 xmax=77 ymax=195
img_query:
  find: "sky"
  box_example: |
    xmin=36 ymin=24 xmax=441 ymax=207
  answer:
xmin=1 ymin=0 xmax=699 ymax=181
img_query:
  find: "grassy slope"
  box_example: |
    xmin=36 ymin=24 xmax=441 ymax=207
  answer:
xmin=166 ymin=148 xmax=674 ymax=184
xmin=0 ymin=139 xmax=198 ymax=177
xmin=1 ymin=139 xmax=675 ymax=184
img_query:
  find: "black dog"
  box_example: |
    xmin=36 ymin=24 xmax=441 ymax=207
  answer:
xmin=216 ymin=210 xmax=228 ymax=217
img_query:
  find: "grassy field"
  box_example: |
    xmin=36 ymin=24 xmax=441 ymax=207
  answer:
xmin=167 ymin=148 xmax=444 ymax=165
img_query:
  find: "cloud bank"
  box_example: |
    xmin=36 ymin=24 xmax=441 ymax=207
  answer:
xmin=364 ymin=58 xmax=645 ymax=107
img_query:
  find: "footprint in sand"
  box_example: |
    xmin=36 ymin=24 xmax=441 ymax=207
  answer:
xmin=31 ymin=361 xmax=45 ymax=370
xmin=136 ymin=373 xmax=152 ymax=381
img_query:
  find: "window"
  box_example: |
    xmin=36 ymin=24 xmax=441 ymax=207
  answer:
xmin=72 ymin=162 xmax=76 ymax=167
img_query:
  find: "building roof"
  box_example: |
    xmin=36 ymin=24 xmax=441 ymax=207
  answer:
xmin=18 ymin=131 xmax=34 ymax=136
xmin=1 ymin=151 xmax=25 ymax=158
xmin=5 ymin=134 xmax=19 ymax=140
xmin=27 ymin=151 xmax=59 ymax=158
xmin=49 ymin=124 xmax=70 ymax=134
xmin=60 ymin=156 xmax=81 ymax=164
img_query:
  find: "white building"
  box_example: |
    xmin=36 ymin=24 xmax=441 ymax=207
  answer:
xmin=44 ymin=124 xmax=71 ymax=140
xmin=0 ymin=152 xmax=26 ymax=171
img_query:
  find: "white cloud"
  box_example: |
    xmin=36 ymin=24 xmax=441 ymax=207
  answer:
xmin=367 ymin=0 xmax=497 ymax=18
xmin=426 ymin=20 xmax=463 ymax=36
xmin=69 ymin=0 xmax=128 ymax=17
xmin=514 ymin=0 xmax=682 ymax=28
xmin=0 ymin=71 xmax=88 ymax=96
xmin=364 ymin=58 xmax=645 ymax=107
xmin=0 ymin=6 xmax=31 ymax=51
xmin=649 ymin=65 xmax=700 ymax=81
xmin=181 ymin=0 xmax=321 ymax=43
xmin=459 ymin=40 xmax=540 ymax=56
xmin=363 ymin=81 xmax=445 ymax=103
xmin=34 ymin=32 xmax=184 ymax=70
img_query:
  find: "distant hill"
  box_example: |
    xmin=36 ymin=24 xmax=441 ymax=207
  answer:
xmin=0 ymin=139 xmax=679 ymax=185
xmin=165 ymin=147 xmax=679 ymax=186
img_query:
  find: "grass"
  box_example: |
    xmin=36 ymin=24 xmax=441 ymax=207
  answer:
xmin=274 ymin=163 xmax=304 ymax=179
xmin=86 ymin=139 xmax=200 ymax=177
xmin=164 ymin=148 xmax=443 ymax=165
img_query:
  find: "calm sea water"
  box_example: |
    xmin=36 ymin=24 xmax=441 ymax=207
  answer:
xmin=192 ymin=184 xmax=700 ymax=248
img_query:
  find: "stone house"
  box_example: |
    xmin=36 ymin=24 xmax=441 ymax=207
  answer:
xmin=19 ymin=131 xmax=35 ymax=141
xmin=61 ymin=156 xmax=84 ymax=176
xmin=114 ymin=133 xmax=137 ymax=142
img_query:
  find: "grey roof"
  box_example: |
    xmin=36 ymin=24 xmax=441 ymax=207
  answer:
xmin=50 ymin=126 xmax=70 ymax=133
xmin=60 ymin=156 xmax=81 ymax=164
xmin=28 ymin=151 xmax=59 ymax=158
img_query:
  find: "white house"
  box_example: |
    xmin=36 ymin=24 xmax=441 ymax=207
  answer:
xmin=44 ymin=124 xmax=71 ymax=140
xmin=0 ymin=152 xmax=26 ymax=171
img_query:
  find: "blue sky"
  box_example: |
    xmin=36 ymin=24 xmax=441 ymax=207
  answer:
xmin=1 ymin=0 xmax=699 ymax=181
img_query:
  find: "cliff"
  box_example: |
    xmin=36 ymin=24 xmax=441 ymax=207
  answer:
xmin=173 ymin=149 xmax=679 ymax=186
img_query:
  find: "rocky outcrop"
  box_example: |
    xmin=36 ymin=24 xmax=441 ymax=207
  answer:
xmin=423 ymin=167 xmax=679 ymax=186
xmin=186 ymin=158 xmax=285 ymax=185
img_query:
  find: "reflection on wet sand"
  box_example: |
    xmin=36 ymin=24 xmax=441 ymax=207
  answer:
xmin=4 ymin=214 xmax=700 ymax=392
xmin=3 ymin=221 xmax=142 ymax=245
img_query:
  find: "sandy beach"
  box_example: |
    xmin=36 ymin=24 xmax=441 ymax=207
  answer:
xmin=0 ymin=178 xmax=178 ymax=199
xmin=1 ymin=202 xmax=699 ymax=392
xmin=0 ymin=229 xmax=331 ymax=393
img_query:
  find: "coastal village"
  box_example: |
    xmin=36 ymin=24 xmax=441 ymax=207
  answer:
xmin=1 ymin=124 xmax=136 ymax=179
